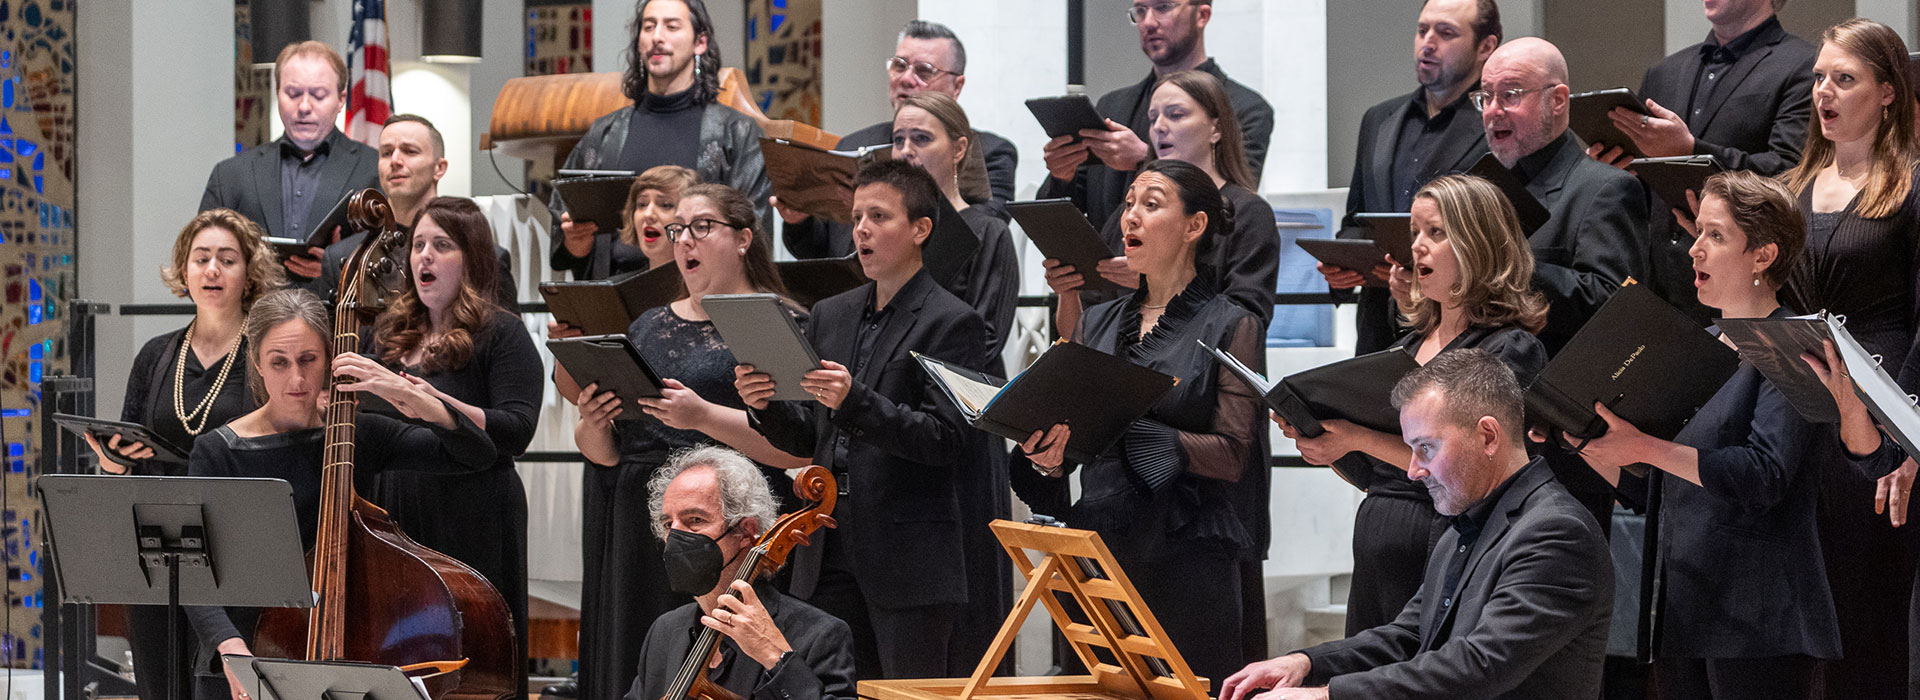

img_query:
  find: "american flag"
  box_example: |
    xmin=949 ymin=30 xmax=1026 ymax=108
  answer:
xmin=345 ymin=0 xmax=392 ymax=146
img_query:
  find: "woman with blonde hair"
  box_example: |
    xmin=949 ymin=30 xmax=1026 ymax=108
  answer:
xmin=1278 ymin=173 xmax=1548 ymax=634
xmin=88 ymin=208 xmax=285 ymax=700
xmin=1772 ymin=19 xmax=1920 ymax=697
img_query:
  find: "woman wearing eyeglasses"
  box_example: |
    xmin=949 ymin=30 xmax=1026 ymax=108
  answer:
xmin=562 ymin=183 xmax=809 ymax=700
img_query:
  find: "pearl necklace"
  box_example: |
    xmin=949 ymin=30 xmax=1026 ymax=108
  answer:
xmin=173 ymin=319 xmax=246 ymax=436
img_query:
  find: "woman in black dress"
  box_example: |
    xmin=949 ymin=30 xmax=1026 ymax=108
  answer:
xmin=1279 ymin=173 xmax=1548 ymax=634
xmin=1774 ymin=19 xmax=1920 ymax=697
xmin=562 ymin=183 xmax=808 ymax=700
xmin=1017 ymin=159 xmax=1265 ymax=683
xmin=86 ymin=208 xmax=285 ymax=700
xmin=888 ymin=89 xmax=1019 ymax=667
xmin=1050 ymin=70 xmax=1280 ymax=333
xmin=890 ymin=91 xmax=1019 ymax=366
xmin=1580 ymin=172 xmax=1835 ymax=698
xmin=185 ymin=288 xmax=497 ymax=700
xmin=359 ymin=197 xmax=542 ymax=697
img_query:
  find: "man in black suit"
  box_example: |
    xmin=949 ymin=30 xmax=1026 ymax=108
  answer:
xmin=740 ymin=160 xmax=992 ymax=680
xmin=1587 ymin=0 xmax=1815 ymax=325
xmin=779 ymin=20 xmax=1017 ymax=259
xmin=199 ymin=41 xmax=379 ymax=283
xmin=1037 ymin=0 xmax=1273 ymax=230
xmin=1478 ymin=38 xmax=1648 ymax=529
xmin=622 ymin=446 xmax=856 ymax=700
xmin=1323 ymin=0 xmax=1499 ymax=356
xmin=310 ymin=114 xmax=518 ymax=308
xmin=1219 ymin=349 xmax=1613 ymax=700
xmin=1479 ymin=38 xmax=1648 ymax=355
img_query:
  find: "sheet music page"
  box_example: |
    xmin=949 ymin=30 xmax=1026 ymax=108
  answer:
xmin=927 ymin=361 xmax=1001 ymax=414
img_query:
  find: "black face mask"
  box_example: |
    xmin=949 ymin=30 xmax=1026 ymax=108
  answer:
xmin=663 ymin=526 xmax=739 ymax=595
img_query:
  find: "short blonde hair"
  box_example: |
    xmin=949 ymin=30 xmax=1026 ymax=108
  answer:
xmin=161 ymin=209 xmax=288 ymax=310
xmin=1401 ymin=174 xmax=1547 ymax=335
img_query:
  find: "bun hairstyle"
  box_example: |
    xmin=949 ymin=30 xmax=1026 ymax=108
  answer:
xmin=1136 ymin=159 xmax=1231 ymax=266
xmin=374 ymin=197 xmax=502 ymax=374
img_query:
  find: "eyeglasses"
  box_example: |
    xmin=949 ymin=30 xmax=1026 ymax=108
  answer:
xmin=1468 ymin=84 xmax=1560 ymax=111
xmin=885 ymin=56 xmax=961 ymax=83
xmin=1127 ymin=1 xmax=1190 ymax=24
xmin=663 ymin=219 xmax=736 ymax=242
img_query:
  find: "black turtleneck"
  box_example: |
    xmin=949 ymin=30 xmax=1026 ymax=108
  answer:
xmin=617 ymin=85 xmax=705 ymax=173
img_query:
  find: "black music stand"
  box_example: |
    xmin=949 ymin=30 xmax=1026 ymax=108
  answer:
xmin=37 ymin=475 xmax=313 ymax=700
xmin=252 ymin=659 xmax=431 ymax=700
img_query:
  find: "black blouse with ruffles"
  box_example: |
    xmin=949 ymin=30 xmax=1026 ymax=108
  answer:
xmin=1011 ymin=278 xmax=1265 ymax=561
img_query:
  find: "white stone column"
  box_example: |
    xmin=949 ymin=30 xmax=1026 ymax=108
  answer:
xmin=76 ymin=0 xmax=235 ymax=414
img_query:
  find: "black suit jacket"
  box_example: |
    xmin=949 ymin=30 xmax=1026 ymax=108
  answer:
xmin=623 ymin=585 xmax=856 ymax=700
xmin=749 ymin=270 xmax=990 ymax=607
xmin=1301 ymin=458 xmax=1613 ymax=699
xmin=199 ymin=130 xmax=380 ymax=240
xmin=1038 ymin=59 xmax=1274 ymax=231
xmin=1342 ymin=91 xmax=1489 ymax=355
xmin=1513 ymin=133 xmax=1650 ymax=355
xmin=781 ymin=122 xmax=1018 ymax=260
xmin=1638 ymin=18 xmax=1817 ymax=325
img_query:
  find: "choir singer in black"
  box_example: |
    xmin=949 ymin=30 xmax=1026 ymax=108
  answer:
xmin=1777 ymin=19 xmax=1920 ymax=698
xmin=1575 ymin=171 xmax=1835 ymax=699
xmin=88 ymin=208 xmax=287 ymax=700
xmin=737 ymin=160 xmax=992 ymax=680
xmin=1221 ymin=350 xmax=1612 ymax=700
xmin=622 ymin=446 xmax=855 ymax=700
xmin=1017 ymin=159 xmax=1265 ymax=683
xmin=1280 ymin=173 xmax=1547 ymax=636
xmin=1326 ymin=0 xmax=1497 ymax=355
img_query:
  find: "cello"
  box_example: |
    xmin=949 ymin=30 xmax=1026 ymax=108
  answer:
xmin=251 ymin=190 xmax=519 ymax=700
xmin=661 ymin=467 xmax=839 ymax=700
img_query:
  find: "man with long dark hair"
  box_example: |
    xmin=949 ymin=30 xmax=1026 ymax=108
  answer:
xmin=550 ymin=0 xmax=772 ymax=281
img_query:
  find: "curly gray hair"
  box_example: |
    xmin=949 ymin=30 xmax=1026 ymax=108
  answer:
xmin=646 ymin=445 xmax=780 ymax=542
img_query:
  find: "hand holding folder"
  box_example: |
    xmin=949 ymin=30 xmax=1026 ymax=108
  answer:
xmin=918 ymin=342 xmax=1177 ymax=466
xmin=761 ymin=138 xmax=890 ymax=224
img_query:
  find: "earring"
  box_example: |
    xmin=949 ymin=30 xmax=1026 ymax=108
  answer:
xmin=738 ymin=248 xmax=747 ymax=255
xmin=695 ymin=60 xmax=702 ymax=79
xmin=1753 ymin=275 xmax=1761 ymax=287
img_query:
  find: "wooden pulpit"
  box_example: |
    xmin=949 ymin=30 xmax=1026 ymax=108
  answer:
xmin=481 ymin=67 xmax=841 ymax=169
xmin=858 ymin=520 xmax=1212 ymax=700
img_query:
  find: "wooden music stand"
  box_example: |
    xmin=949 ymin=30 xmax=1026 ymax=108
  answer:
xmin=858 ymin=520 xmax=1210 ymax=700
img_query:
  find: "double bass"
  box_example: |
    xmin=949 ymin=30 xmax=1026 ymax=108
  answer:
xmin=661 ymin=467 xmax=838 ymax=700
xmin=252 ymin=190 xmax=519 ymax=700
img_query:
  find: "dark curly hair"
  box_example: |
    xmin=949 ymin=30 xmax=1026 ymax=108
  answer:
xmin=623 ymin=0 xmax=722 ymax=104
xmin=373 ymin=197 xmax=502 ymax=373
